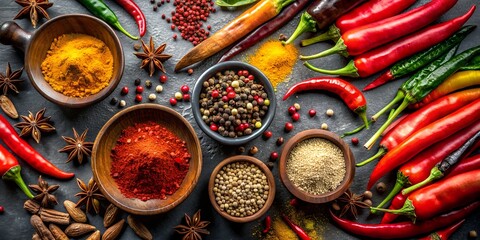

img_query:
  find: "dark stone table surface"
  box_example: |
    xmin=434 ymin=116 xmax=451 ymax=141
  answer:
xmin=0 ymin=0 xmax=478 ymax=239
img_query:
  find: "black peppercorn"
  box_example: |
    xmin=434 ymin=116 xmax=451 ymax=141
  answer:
xmin=276 ymin=137 xmax=284 ymax=146
xmin=110 ymin=97 xmax=118 ymax=105
xmin=145 ymin=80 xmax=152 ymax=88
xmin=134 ymin=78 xmax=141 ymax=86
xmin=266 ymin=162 xmax=274 ymax=169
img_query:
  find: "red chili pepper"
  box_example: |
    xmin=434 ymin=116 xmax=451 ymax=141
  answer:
xmin=381 ymin=193 xmax=408 ymax=224
xmin=302 ymin=0 xmax=457 ymax=59
xmin=367 ymin=98 xmax=480 ymax=190
xmin=304 ymin=6 xmax=475 ymax=78
xmin=0 ymin=144 xmax=34 ymax=199
xmin=358 ymin=89 xmax=480 ymax=167
xmin=282 ymin=77 xmax=369 ymax=128
xmin=0 ymin=115 xmax=74 ymax=180
xmin=262 ymin=216 xmax=271 ymax=234
xmin=375 ymin=121 xmax=480 ymax=212
xmin=114 ymin=0 xmax=146 ymax=37
xmin=301 ymin=0 xmax=418 ymax=46
xmin=419 ymin=219 xmax=465 ymax=240
xmin=281 ymin=214 xmax=311 ymax=240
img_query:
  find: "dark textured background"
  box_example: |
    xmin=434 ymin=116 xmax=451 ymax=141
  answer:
xmin=0 ymin=0 xmax=478 ymax=239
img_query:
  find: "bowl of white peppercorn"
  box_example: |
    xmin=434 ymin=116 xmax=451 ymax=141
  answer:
xmin=192 ymin=61 xmax=276 ymax=145
xmin=208 ymin=155 xmax=275 ymax=223
xmin=279 ymin=129 xmax=355 ymax=204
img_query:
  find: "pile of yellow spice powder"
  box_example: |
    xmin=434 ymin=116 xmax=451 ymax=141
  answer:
xmin=247 ymin=40 xmax=298 ymax=90
xmin=41 ymin=33 xmax=113 ymax=98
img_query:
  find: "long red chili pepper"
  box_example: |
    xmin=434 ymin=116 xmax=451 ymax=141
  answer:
xmin=301 ymin=0 xmax=457 ymax=59
xmin=0 ymin=115 xmax=74 ymax=179
xmin=419 ymin=219 xmax=465 ymax=240
xmin=0 ymin=144 xmax=34 ymax=199
xmin=372 ymin=121 xmax=480 ymax=213
xmin=262 ymin=215 xmax=271 ymax=234
xmin=358 ymin=89 xmax=480 ymax=167
xmin=330 ymin=202 xmax=479 ymax=239
xmin=304 ymin=6 xmax=475 ymax=78
xmin=114 ymin=0 xmax=146 ymax=37
xmin=372 ymin=170 xmax=480 ymax=222
xmin=281 ymin=214 xmax=311 ymax=240
xmin=382 ymin=154 xmax=480 ymax=224
xmin=300 ymin=0 xmax=418 ymax=46
xmin=367 ymin=98 xmax=480 ymax=190
xmin=282 ymin=77 xmax=369 ymax=128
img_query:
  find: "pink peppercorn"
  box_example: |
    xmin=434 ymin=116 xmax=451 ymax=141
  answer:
xmin=292 ymin=112 xmax=300 ymax=122
xmin=136 ymin=86 xmax=144 ymax=94
xmin=135 ymin=94 xmax=142 ymax=102
xmin=288 ymin=106 xmax=296 ymax=115
xmin=169 ymin=98 xmax=177 ymax=106
xmin=159 ymin=75 xmax=168 ymax=83
xmin=351 ymin=137 xmax=359 ymax=146
xmin=284 ymin=122 xmax=293 ymax=132
xmin=121 ymin=86 xmax=129 ymax=95
xmin=309 ymin=109 xmax=316 ymax=117
xmin=180 ymin=85 xmax=190 ymax=93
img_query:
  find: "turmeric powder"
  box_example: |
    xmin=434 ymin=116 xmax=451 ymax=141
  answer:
xmin=247 ymin=40 xmax=298 ymax=90
xmin=41 ymin=34 xmax=113 ymax=98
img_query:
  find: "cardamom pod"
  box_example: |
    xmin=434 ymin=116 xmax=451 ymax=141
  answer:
xmin=65 ymin=223 xmax=96 ymax=237
xmin=30 ymin=215 xmax=54 ymax=240
xmin=39 ymin=208 xmax=70 ymax=225
xmin=48 ymin=224 xmax=69 ymax=240
xmin=127 ymin=215 xmax=153 ymax=240
xmin=24 ymin=200 xmax=41 ymax=214
xmin=102 ymin=219 xmax=125 ymax=240
xmin=0 ymin=95 xmax=18 ymax=119
xmin=64 ymin=200 xmax=87 ymax=223
xmin=32 ymin=233 xmax=41 ymax=240
xmin=86 ymin=230 xmax=101 ymax=240
xmin=103 ymin=203 xmax=120 ymax=228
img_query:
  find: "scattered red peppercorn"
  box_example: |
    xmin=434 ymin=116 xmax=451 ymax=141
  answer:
xmin=171 ymin=24 xmax=176 ymax=30
xmin=292 ymin=112 xmax=300 ymax=122
xmin=121 ymin=86 xmax=129 ymax=95
xmin=351 ymin=137 xmax=359 ymax=146
xmin=169 ymin=98 xmax=177 ymax=106
xmin=290 ymin=198 xmax=298 ymax=207
xmin=135 ymin=94 xmax=142 ymax=102
xmin=183 ymin=94 xmax=191 ymax=101
xmin=270 ymin=152 xmax=279 ymax=161
xmin=227 ymin=91 xmax=236 ymax=99
xmin=284 ymin=122 xmax=293 ymax=132
xmin=0 ymin=205 xmax=4 ymax=213
xmin=226 ymin=86 xmax=234 ymax=92
xmin=173 ymin=34 xmax=177 ymax=40
xmin=308 ymin=109 xmax=316 ymax=117
xmin=136 ymin=86 xmax=144 ymax=94
xmin=211 ymin=90 xmax=219 ymax=98
xmin=237 ymin=70 xmax=243 ymax=76
xmin=159 ymin=75 xmax=168 ymax=83
xmin=288 ymin=106 xmax=296 ymax=115
xmin=221 ymin=95 xmax=229 ymax=102
xmin=210 ymin=123 xmax=218 ymax=132
xmin=263 ymin=131 xmax=272 ymax=140
xmin=248 ymin=75 xmax=254 ymax=81
xmin=242 ymin=70 xmax=249 ymax=77
xmin=180 ymin=85 xmax=190 ymax=93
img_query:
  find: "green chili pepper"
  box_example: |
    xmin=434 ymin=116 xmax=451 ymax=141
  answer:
xmin=216 ymin=0 xmax=258 ymax=7
xmin=76 ymin=0 xmax=139 ymax=40
xmin=460 ymin=55 xmax=480 ymax=70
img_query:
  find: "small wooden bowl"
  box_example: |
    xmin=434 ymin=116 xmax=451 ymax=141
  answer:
xmin=208 ymin=155 xmax=275 ymax=223
xmin=279 ymin=129 xmax=355 ymax=203
xmin=91 ymin=104 xmax=202 ymax=215
xmin=0 ymin=14 xmax=123 ymax=108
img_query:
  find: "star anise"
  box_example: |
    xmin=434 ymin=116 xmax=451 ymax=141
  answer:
xmin=133 ymin=36 xmax=172 ymax=76
xmin=29 ymin=175 xmax=59 ymax=208
xmin=59 ymin=128 xmax=93 ymax=164
xmin=14 ymin=108 xmax=55 ymax=143
xmin=174 ymin=210 xmax=210 ymax=240
xmin=0 ymin=63 xmax=23 ymax=95
xmin=75 ymin=178 xmax=105 ymax=214
xmin=14 ymin=0 xmax=53 ymax=28
xmin=337 ymin=189 xmax=370 ymax=219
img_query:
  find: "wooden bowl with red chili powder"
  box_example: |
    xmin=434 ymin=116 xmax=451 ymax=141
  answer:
xmin=279 ymin=129 xmax=355 ymax=204
xmin=92 ymin=104 xmax=202 ymax=215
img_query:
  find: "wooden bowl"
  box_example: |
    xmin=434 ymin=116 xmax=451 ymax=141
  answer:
xmin=279 ymin=129 xmax=355 ymax=203
xmin=91 ymin=104 xmax=202 ymax=215
xmin=0 ymin=14 xmax=123 ymax=108
xmin=208 ymin=155 xmax=275 ymax=223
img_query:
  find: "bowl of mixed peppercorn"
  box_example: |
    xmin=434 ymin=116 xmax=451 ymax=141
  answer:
xmin=192 ymin=61 xmax=276 ymax=145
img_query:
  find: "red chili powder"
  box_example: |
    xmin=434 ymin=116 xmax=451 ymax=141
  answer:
xmin=110 ymin=121 xmax=190 ymax=201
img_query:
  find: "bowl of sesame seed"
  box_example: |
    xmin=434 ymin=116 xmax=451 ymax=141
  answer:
xmin=278 ymin=129 xmax=355 ymax=203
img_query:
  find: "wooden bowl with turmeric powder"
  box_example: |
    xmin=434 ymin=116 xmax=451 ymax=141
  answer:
xmin=91 ymin=104 xmax=202 ymax=215
xmin=279 ymin=129 xmax=355 ymax=204
xmin=0 ymin=14 xmax=123 ymax=108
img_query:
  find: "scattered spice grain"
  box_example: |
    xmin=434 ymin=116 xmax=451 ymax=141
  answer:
xmin=376 ymin=182 xmax=387 ymax=194
xmin=286 ymin=138 xmax=345 ymax=195
xmin=321 ymin=123 xmax=328 ymax=130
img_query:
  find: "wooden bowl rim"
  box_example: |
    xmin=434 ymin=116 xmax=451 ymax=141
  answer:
xmin=278 ymin=129 xmax=355 ymax=203
xmin=208 ymin=155 xmax=276 ymax=223
xmin=191 ymin=61 xmax=277 ymax=145
xmin=92 ymin=103 xmax=202 ymax=215
xmin=26 ymin=14 xmax=124 ymax=108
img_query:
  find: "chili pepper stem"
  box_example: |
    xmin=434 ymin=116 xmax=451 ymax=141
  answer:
xmin=2 ymin=166 xmax=34 ymax=199
xmin=282 ymin=12 xmax=316 ymax=45
xmin=371 ymin=171 xmax=409 ymax=214
xmin=356 ymin=148 xmax=385 ymax=167
xmin=300 ymin=38 xmax=348 ymax=60
xmin=365 ymin=96 xmax=410 ymax=150
xmin=402 ymin=166 xmax=444 ymax=195
xmin=300 ymin=25 xmax=341 ymax=47
xmin=371 ymin=91 xmax=405 ymax=122
xmin=370 ymin=199 xmax=417 ymax=223
xmin=303 ymin=61 xmax=360 ymax=78
xmin=341 ymin=121 xmax=371 ymax=137
xmin=112 ymin=21 xmax=139 ymax=40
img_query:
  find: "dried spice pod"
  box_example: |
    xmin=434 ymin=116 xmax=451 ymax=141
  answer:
xmin=102 ymin=219 xmax=125 ymax=240
xmin=48 ymin=224 xmax=68 ymax=240
xmin=104 ymin=203 xmax=120 ymax=228
xmin=30 ymin=215 xmax=54 ymax=240
xmin=32 ymin=233 xmax=41 ymax=240
xmin=64 ymin=223 xmax=96 ymax=238
xmin=86 ymin=230 xmax=101 ymax=240
xmin=0 ymin=95 xmax=18 ymax=119
xmin=64 ymin=200 xmax=87 ymax=223
xmin=127 ymin=215 xmax=153 ymax=240
xmin=24 ymin=200 xmax=41 ymax=214
xmin=39 ymin=208 xmax=70 ymax=225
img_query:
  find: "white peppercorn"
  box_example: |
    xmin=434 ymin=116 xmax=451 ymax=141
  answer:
xmin=326 ymin=109 xmax=334 ymax=117
xmin=321 ymin=123 xmax=328 ymax=130
xmin=155 ymin=85 xmax=163 ymax=93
